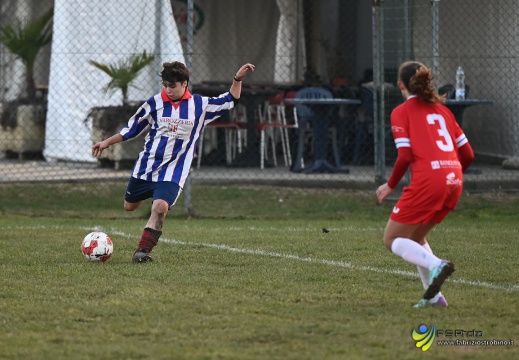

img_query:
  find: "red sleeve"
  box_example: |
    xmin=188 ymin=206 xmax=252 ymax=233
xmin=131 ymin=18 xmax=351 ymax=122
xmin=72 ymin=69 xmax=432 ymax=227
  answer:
xmin=387 ymin=147 xmax=412 ymax=189
xmin=458 ymin=142 xmax=475 ymax=172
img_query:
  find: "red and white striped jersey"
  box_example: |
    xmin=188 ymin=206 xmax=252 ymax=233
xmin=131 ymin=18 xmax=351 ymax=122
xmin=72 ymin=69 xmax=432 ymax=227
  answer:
xmin=119 ymin=89 xmax=235 ymax=188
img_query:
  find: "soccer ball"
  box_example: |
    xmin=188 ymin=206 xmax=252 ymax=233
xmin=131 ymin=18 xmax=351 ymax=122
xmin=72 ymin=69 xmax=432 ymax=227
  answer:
xmin=81 ymin=231 xmax=113 ymax=262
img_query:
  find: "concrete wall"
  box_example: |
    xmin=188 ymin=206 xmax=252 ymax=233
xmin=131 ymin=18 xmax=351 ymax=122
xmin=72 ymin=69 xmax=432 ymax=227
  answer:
xmin=411 ymin=0 xmax=518 ymax=159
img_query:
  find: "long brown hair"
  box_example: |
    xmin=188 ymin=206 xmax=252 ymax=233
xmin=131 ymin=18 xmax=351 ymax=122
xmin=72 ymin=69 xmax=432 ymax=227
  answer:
xmin=399 ymin=61 xmax=445 ymax=104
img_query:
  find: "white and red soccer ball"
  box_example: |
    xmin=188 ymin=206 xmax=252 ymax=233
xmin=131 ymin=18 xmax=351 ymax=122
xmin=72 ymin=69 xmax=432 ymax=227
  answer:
xmin=81 ymin=231 xmax=113 ymax=262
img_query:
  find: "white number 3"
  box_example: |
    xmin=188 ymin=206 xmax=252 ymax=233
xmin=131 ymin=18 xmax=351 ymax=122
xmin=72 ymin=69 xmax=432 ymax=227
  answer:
xmin=427 ymin=114 xmax=454 ymax=152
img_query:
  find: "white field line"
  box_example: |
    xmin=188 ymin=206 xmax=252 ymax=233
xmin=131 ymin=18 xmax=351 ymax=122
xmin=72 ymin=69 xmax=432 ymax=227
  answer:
xmin=9 ymin=225 xmax=517 ymax=292
xmin=103 ymin=228 xmax=519 ymax=293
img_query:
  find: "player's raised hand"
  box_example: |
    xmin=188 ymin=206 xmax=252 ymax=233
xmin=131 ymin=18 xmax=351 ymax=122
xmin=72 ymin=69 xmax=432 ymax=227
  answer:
xmin=234 ymin=63 xmax=255 ymax=81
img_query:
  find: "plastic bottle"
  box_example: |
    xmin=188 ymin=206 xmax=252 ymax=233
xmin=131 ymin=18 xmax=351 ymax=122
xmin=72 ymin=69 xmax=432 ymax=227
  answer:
xmin=455 ymin=66 xmax=465 ymax=100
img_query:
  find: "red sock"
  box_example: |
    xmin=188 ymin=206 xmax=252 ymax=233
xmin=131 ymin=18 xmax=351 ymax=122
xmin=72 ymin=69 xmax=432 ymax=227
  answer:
xmin=135 ymin=227 xmax=162 ymax=253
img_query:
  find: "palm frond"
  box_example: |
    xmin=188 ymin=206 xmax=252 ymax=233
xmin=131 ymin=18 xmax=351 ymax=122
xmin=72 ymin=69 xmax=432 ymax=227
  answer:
xmin=88 ymin=51 xmax=155 ymax=105
xmin=0 ymin=8 xmax=53 ymax=70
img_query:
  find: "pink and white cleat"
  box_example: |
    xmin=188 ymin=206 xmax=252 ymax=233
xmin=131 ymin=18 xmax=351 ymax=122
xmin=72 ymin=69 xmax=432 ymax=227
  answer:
xmin=431 ymin=295 xmax=448 ymax=308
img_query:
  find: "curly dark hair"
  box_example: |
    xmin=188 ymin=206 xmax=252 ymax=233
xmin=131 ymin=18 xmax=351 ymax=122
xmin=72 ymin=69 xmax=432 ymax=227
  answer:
xmin=160 ymin=61 xmax=189 ymax=84
xmin=399 ymin=61 xmax=445 ymax=104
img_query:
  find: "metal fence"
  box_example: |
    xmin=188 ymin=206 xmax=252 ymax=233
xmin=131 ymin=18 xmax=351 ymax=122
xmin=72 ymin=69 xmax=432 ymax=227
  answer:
xmin=1 ymin=0 xmax=519 ymax=214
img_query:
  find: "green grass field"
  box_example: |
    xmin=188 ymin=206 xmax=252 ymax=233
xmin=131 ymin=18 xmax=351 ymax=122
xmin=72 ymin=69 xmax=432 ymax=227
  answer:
xmin=0 ymin=182 xmax=518 ymax=359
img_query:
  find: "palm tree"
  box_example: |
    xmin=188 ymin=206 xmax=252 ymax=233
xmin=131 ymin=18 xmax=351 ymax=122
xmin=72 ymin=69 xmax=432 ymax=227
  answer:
xmin=89 ymin=51 xmax=155 ymax=106
xmin=0 ymin=7 xmax=53 ymax=100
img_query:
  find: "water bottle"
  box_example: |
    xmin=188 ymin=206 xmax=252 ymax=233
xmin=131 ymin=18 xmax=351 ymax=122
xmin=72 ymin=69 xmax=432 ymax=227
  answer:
xmin=455 ymin=66 xmax=465 ymax=100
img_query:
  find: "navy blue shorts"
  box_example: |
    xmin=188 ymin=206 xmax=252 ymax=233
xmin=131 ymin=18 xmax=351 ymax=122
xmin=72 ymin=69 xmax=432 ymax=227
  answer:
xmin=125 ymin=177 xmax=182 ymax=208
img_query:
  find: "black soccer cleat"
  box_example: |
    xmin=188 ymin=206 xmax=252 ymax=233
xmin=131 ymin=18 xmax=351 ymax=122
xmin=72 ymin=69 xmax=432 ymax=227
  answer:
xmin=132 ymin=249 xmax=153 ymax=263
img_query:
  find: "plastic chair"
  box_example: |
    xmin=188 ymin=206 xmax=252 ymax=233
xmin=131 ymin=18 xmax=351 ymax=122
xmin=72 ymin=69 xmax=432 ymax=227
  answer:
xmin=332 ymin=85 xmax=359 ymax=165
xmin=292 ymin=87 xmax=340 ymax=171
xmin=438 ymin=84 xmax=455 ymax=99
xmin=257 ymin=92 xmax=297 ymax=169
xmin=231 ymin=103 xmax=248 ymax=150
xmin=196 ymin=104 xmax=246 ymax=169
xmin=352 ymin=85 xmax=373 ymax=165
xmin=354 ymin=84 xmax=402 ymax=165
xmin=439 ymin=83 xmax=470 ymax=99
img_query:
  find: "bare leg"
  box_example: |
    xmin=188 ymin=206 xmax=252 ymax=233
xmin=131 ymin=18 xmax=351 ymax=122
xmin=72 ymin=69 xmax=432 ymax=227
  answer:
xmin=132 ymin=200 xmax=170 ymax=262
xmin=383 ymin=219 xmax=434 ymax=251
xmin=145 ymin=199 xmax=169 ymax=231
xmin=124 ymin=200 xmax=144 ymax=211
xmin=383 ymin=219 xmax=442 ymax=270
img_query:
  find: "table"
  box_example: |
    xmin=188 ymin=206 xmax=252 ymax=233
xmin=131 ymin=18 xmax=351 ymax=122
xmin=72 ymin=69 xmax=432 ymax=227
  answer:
xmin=445 ymin=99 xmax=493 ymax=174
xmin=444 ymin=99 xmax=493 ymax=128
xmin=284 ymin=98 xmax=361 ymax=173
xmin=194 ymin=83 xmax=283 ymax=167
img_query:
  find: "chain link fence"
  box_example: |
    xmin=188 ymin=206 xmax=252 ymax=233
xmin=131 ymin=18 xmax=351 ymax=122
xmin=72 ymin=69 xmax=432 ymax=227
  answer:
xmin=1 ymin=0 xmax=519 ymax=214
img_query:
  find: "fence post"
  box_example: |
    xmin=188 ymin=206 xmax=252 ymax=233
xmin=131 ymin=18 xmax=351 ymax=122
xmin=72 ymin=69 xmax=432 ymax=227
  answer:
xmin=431 ymin=0 xmax=441 ymax=88
xmin=184 ymin=0 xmax=195 ymax=217
xmin=372 ymin=0 xmax=386 ymax=185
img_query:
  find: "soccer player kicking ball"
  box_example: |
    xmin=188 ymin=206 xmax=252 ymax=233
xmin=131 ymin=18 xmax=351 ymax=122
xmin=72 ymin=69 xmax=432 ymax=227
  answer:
xmin=92 ymin=61 xmax=255 ymax=262
xmin=376 ymin=61 xmax=474 ymax=308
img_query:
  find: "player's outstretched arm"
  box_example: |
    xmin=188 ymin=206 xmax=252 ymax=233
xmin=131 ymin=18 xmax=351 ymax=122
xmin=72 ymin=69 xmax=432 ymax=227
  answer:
xmin=92 ymin=134 xmax=124 ymax=158
xmin=229 ymin=63 xmax=255 ymax=99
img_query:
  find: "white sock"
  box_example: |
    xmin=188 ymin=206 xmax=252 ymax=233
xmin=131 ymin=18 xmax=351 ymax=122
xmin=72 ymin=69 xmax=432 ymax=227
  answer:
xmin=391 ymin=237 xmax=442 ymax=270
xmin=417 ymin=242 xmax=443 ymax=301
xmin=417 ymin=243 xmax=433 ymax=289
xmin=421 ymin=242 xmax=433 ymax=253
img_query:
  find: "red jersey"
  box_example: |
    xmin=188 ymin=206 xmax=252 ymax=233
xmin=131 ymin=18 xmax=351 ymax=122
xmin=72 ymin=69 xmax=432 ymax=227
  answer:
xmin=389 ymin=96 xmax=468 ymax=214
